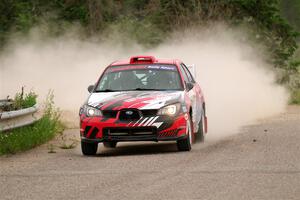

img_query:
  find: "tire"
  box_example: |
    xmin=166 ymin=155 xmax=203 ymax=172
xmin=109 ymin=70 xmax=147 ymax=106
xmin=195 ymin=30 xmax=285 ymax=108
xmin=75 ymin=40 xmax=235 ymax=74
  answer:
xmin=196 ymin=116 xmax=205 ymax=142
xmin=81 ymin=141 xmax=98 ymax=155
xmin=103 ymin=141 xmax=117 ymax=148
xmin=177 ymin=115 xmax=192 ymax=151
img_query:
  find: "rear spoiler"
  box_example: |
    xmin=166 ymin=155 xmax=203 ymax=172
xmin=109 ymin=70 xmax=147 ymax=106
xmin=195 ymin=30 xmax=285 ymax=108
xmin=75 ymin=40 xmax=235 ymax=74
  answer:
xmin=186 ymin=64 xmax=196 ymax=79
xmin=130 ymin=56 xmax=156 ymax=64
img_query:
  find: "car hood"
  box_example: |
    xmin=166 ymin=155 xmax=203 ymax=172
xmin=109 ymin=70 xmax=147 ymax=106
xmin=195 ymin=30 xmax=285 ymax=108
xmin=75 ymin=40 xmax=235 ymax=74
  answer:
xmin=87 ymin=90 xmax=184 ymax=110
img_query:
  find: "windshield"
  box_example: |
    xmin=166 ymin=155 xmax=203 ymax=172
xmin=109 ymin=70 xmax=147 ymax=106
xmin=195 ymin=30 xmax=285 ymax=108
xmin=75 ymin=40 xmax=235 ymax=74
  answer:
xmin=95 ymin=65 xmax=183 ymax=91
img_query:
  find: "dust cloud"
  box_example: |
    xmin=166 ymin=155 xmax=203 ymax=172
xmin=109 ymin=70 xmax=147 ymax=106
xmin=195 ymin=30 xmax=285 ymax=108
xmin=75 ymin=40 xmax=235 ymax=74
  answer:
xmin=0 ymin=26 xmax=288 ymax=140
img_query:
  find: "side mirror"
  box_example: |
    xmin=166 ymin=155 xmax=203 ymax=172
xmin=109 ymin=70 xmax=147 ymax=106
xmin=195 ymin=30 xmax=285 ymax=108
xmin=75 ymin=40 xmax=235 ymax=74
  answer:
xmin=87 ymin=85 xmax=95 ymax=93
xmin=186 ymin=82 xmax=194 ymax=91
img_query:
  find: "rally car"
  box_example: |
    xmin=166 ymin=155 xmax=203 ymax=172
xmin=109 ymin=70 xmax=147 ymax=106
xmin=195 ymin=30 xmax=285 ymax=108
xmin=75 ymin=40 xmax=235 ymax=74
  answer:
xmin=79 ymin=56 xmax=207 ymax=155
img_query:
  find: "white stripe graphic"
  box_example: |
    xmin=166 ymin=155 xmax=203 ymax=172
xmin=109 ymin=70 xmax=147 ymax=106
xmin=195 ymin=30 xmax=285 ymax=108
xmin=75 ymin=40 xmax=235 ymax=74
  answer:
xmin=152 ymin=122 xmax=163 ymax=128
xmin=143 ymin=117 xmax=154 ymax=126
xmin=138 ymin=117 xmax=149 ymax=126
xmin=147 ymin=116 xmax=159 ymax=126
xmin=133 ymin=118 xmax=143 ymax=127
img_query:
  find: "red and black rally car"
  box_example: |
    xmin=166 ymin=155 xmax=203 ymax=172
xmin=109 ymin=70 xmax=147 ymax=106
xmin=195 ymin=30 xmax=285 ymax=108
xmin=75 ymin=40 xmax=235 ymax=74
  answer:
xmin=79 ymin=56 xmax=207 ymax=155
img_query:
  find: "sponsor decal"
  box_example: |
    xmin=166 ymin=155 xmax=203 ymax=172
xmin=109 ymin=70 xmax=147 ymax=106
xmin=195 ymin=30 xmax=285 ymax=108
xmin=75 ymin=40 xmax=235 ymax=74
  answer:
xmin=147 ymin=65 xmax=177 ymax=71
xmin=105 ymin=65 xmax=177 ymax=73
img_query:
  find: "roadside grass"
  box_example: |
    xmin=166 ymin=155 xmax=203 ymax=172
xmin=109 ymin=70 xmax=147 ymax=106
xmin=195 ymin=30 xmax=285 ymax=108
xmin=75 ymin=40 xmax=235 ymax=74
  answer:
xmin=59 ymin=135 xmax=78 ymax=150
xmin=1 ymin=87 xmax=37 ymax=112
xmin=290 ymin=89 xmax=300 ymax=104
xmin=288 ymin=48 xmax=300 ymax=105
xmin=59 ymin=141 xmax=77 ymax=149
xmin=13 ymin=89 xmax=37 ymax=110
xmin=0 ymin=92 xmax=64 ymax=155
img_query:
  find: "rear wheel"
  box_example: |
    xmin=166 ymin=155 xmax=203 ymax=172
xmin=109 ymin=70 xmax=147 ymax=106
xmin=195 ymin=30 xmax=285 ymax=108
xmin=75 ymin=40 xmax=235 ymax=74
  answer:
xmin=81 ymin=141 xmax=98 ymax=155
xmin=103 ymin=141 xmax=117 ymax=148
xmin=177 ymin=115 xmax=192 ymax=151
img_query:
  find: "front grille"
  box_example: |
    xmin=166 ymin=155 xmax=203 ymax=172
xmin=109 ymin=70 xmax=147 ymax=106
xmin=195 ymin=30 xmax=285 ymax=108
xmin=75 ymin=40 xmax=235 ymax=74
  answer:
xmin=104 ymin=127 xmax=157 ymax=136
xmin=141 ymin=109 xmax=158 ymax=116
xmin=102 ymin=110 xmax=118 ymax=118
xmin=119 ymin=109 xmax=141 ymax=121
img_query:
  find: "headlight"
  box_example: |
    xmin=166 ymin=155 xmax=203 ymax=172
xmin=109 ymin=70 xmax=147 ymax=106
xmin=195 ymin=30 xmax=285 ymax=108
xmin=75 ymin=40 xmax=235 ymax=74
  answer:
xmin=80 ymin=105 xmax=102 ymax=117
xmin=158 ymin=103 xmax=181 ymax=116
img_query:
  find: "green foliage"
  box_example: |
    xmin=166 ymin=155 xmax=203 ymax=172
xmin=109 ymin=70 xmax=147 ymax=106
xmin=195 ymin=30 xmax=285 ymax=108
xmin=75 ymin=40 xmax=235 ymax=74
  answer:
xmin=290 ymin=89 xmax=300 ymax=104
xmin=288 ymin=60 xmax=300 ymax=71
xmin=14 ymin=2 xmax=36 ymax=32
xmin=55 ymin=0 xmax=88 ymax=24
xmin=12 ymin=89 xmax=37 ymax=110
xmin=280 ymin=0 xmax=300 ymax=32
xmin=160 ymin=0 xmax=299 ymax=69
xmin=0 ymin=0 xmax=298 ymax=55
xmin=0 ymin=88 xmax=37 ymax=111
xmin=106 ymin=16 xmax=165 ymax=46
xmin=0 ymin=91 xmax=64 ymax=155
xmin=0 ymin=1 xmax=298 ymax=51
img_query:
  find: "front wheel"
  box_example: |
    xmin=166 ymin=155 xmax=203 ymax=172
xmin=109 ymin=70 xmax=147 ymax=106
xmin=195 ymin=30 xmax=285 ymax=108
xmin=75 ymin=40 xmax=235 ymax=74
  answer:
xmin=177 ymin=115 xmax=192 ymax=151
xmin=81 ymin=141 xmax=98 ymax=155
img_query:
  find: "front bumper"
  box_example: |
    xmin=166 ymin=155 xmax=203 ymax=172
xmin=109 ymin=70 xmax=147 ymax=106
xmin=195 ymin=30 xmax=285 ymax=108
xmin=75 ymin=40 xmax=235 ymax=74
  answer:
xmin=80 ymin=113 xmax=188 ymax=143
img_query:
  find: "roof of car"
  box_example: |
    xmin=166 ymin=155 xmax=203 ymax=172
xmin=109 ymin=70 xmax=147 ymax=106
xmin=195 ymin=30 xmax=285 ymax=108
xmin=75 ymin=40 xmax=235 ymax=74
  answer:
xmin=110 ymin=56 xmax=181 ymax=66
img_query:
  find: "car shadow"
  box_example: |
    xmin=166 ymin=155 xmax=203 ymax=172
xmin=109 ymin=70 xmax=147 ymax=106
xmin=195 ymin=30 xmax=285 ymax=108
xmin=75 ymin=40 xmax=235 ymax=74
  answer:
xmin=95 ymin=142 xmax=179 ymax=157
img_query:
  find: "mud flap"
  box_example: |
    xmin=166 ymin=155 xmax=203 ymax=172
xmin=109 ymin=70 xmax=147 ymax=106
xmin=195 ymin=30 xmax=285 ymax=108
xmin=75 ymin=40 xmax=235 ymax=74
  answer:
xmin=204 ymin=116 xmax=208 ymax=133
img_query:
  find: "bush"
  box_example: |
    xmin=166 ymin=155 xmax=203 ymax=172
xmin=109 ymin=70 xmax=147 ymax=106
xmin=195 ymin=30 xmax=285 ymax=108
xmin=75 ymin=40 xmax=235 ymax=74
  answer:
xmin=12 ymin=88 xmax=37 ymax=110
xmin=290 ymin=90 xmax=300 ymax=104
xmin=0 ymin=87 xmax=37 ymax=112
xmin=0 ymin=91 xmax=64 ymax=155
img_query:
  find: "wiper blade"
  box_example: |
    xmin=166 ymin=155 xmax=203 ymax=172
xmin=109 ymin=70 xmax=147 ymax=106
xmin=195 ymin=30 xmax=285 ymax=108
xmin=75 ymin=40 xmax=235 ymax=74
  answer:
xmin=95 ymin=88 xmax=171 ymax=92
xmin=132 ymin=88 xmax=160 ymax=91
xmin=94 ymin=89 xmax=118 ymax=92
xmin=132 ymin=88 xmax=182 ymax=91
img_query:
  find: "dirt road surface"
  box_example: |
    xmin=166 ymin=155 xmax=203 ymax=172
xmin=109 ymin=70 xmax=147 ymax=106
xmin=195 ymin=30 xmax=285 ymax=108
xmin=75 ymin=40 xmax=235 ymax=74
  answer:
xmin=1 ymin=106 xmax=299 ymax=200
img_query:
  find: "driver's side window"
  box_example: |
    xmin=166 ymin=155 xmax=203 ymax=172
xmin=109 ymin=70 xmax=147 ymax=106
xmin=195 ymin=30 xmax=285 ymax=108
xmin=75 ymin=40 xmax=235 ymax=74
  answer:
xmin=179 ymin=64 xmax=193 ymax=91
xmin=179 ymin=64 xmax=190 ymax=83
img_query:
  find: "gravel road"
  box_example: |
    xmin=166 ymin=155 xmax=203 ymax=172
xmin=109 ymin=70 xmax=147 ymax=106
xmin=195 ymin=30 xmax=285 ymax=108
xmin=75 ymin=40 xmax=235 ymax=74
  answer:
xmin=1 ymin=106 xmax=299 ymax=200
